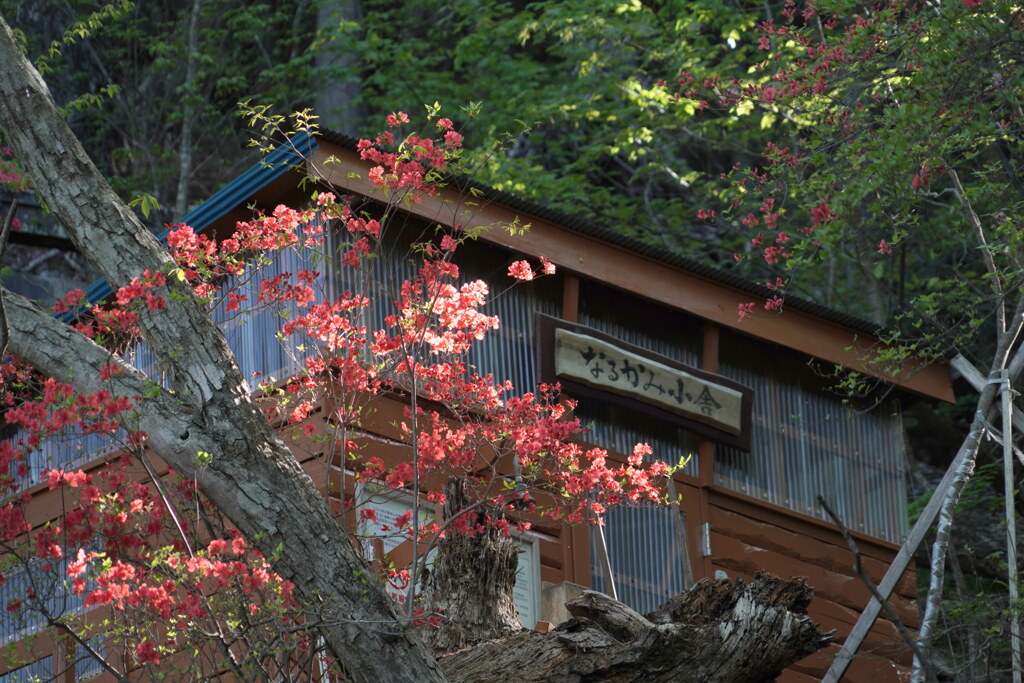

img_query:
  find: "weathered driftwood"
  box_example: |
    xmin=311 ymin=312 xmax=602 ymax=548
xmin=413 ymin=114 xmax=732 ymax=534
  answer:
xmin=440 ymin=571 xmax=831 ymax=683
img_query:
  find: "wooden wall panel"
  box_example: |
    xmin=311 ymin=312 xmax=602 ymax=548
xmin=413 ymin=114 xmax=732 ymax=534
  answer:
xmin=792 ymin=643 xmax=911 ymax=682
xmin=705 ymin=492 xmax=921 ymax=681
xmin=778 ymin=669 xmax=826 ymax=683
xmin=708 ymin=506 xmax=917 ymax=604
xmin=710 ymin=532 xmax=918 ymax=625
xmin=807 ymin=597 xmax=912 ymax=662
xmin=709 ymin=487 xmax=905 ymax=564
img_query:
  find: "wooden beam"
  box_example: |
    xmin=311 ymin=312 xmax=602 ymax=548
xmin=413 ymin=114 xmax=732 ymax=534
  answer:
xmin=822 ymin=431 xmax=978 ymax=682
xmin=708 ymin=486 xmax=904 ymax=557
xmin=561 ymin=273 xmax=579 ymax=324
xmin=310 ymin=143 xmax=954 ymax=402
xmin=952 ymin=354 xmax=1024 ymax=463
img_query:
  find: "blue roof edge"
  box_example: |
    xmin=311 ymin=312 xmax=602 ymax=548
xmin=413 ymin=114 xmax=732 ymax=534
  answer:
xmin=71 ymin=131 xmax=318 ymax=316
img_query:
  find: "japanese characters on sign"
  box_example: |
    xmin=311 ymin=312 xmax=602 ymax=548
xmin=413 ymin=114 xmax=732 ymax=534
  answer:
xmin=554 ymin=328 xmax=745 ymax=435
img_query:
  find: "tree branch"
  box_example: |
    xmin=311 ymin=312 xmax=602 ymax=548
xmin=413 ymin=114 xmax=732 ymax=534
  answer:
xmin=948 ymin=168 xmax=1005 ymax=332
xmin=916 ymin=301 xmax=1024 ymax=681
xmin=818 ymin=495 xmax=935 ymax=682
xmin=0 ymin=198 xmax=18 ymax=357
xmin=0 ymin=12 xmax=238 ymax=406
xmin=46 ymin=617 xmax=129 ymax=683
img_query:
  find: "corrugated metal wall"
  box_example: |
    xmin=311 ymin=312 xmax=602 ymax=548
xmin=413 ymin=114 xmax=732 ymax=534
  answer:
xmin=0 ymin=558 xmax=87 ymax=647
xmin=73 ymin=638 xmax=106 ymax=681
xmin=714 ymin=331 xmax=908 ymax=543
xmin=316 ymin=221 xmax=563 ymax=396
xmin=0 ymin=634 xmax=103 ymax=681
xmin=574 ymin=281 xmax=697 ymax=614
xmin=575 ymin=280 xmax=702 ymax=475
xmin=574 ymin=402 xmax=701 ymax=474
xmin=8 ymin=232 xmax=325 ymax=489
xmin=7 ymin=423 xmax=121 ymax=492
xmin=211 ymin=231 xmax=328 ymax=384
xmin=460 ymin=247 xmax=562 ymax=397
xmin=589 ymin=504 xmax=688 ymax=614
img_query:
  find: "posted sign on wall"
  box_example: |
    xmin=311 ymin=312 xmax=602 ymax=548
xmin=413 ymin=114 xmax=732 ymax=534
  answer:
xmin=538 ymin=315 xmax=752 ymax=450
xmin=555 ymin=328 xmax=744 ymax=435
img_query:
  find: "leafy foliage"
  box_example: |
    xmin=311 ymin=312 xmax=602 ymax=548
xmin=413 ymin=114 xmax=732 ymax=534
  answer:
xmin=342 ymin=0 xmax=784 ymax=260
xmin=694 ymin=0 xmax=1024 ymax=336
xmin=1 ymin=0 xmax=326 ymax=222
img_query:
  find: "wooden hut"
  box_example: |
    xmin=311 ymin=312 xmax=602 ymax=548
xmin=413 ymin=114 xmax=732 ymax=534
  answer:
xmin=1 ymin=131 xmax=953 ymax=682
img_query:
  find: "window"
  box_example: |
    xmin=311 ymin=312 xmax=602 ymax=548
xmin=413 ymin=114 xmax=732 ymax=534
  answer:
xmin=355 ymin=483 xmax=541 ymax=626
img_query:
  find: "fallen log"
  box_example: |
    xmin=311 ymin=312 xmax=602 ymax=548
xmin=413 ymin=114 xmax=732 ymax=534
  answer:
xmin=440 ymin=571 xmax=831 ymax=683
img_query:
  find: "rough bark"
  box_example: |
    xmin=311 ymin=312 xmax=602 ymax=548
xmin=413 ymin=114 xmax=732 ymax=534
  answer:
xmin=419 ymin=479 xmax=522 ymax=655
xmin=440 ymin=572 xmax=831 ymax=683
xmin=0 ymin=15 xmax=444 ymax=683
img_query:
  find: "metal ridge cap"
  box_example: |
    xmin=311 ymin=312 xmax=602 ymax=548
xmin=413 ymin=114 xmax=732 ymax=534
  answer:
xmin=63 ymin=132 xmax=318 ymax=321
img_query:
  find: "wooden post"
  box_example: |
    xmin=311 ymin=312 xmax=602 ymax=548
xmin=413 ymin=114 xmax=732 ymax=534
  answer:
xmin=559 ymin=273 xmax=590 ymax=587
xmin=592 ymin=523 xmax=617 ymax=600
xmin=823 ymin=427 xmax=984 ymax=682
xmin=696 ymin=322 xmax=719 ymax=578
xmin=1001 ymin=369 xmax=1021 ymax=683
xmin=561 ymin=273 xmax=579 ymax=324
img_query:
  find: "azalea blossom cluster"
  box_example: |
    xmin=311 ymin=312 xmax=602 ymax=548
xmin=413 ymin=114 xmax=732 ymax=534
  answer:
xmin=507 ymin=257 xmax=556 ymax=282
xmin=675 ymin=0 xmax=978 ymax=321
xmin=0 ymin=145 xmax=29 ymax=193
xmin=0 ymin=368 xmax=300 ymax=672
xmin=357 ymin=110 xmax=464 ymax=202
xmin=0 ymin=373 xmax=135 ymax=497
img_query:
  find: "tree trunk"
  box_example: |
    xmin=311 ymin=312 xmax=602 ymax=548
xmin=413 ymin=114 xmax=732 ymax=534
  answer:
xmin=315 ymin=0 xmax=366 ymax=136
xmin=0 ymin=15 xmax=445 ymax=683
xmin=419 ymin=479 xmax=522 ymax=655
xmin=173 ymin=0 xmax=202 ymax=219
xmin=440 ymin=572 xmax=831 ymax=683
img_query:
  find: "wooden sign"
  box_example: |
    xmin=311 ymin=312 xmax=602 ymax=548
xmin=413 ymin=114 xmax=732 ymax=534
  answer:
xmin=538 ymin=315 xmax=752 ymax=451
xmin=555 ymin=327 xmax=745 ymax=434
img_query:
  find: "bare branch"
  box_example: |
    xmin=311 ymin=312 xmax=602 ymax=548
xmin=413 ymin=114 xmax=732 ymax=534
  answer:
xmin=948 ymin=168 xmax=1005 ymax=332
xmin=818 ymin=495 xmax=936 ymax=681
xmin=47 ymin=618 xmax=130 ymax=683
xmin=0 ymin=198 xmax=18 ymax=357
